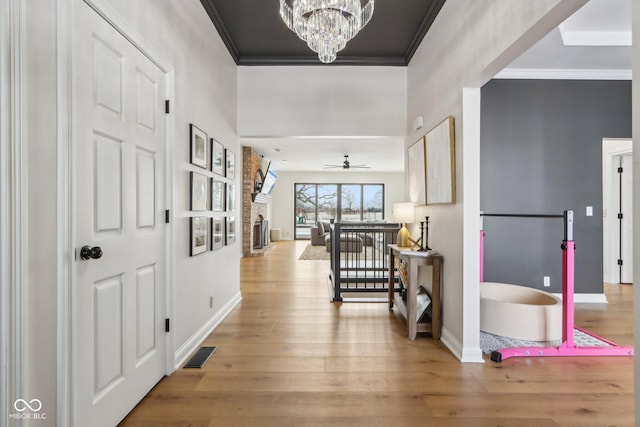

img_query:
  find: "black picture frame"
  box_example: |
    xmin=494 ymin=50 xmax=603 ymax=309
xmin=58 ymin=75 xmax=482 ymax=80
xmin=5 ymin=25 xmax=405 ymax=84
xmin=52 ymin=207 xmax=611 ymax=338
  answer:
xmin=211 ymin=218 xmax=224 ymax=250
xmin=225 ymin=148 xmax=235 ymax=180
xmin=190 ymin=124 xmax=208 ymax=169
xmin=190 ymin=216 xmax=209 ymax=256
xmin=211 ymin=138 xmax=225 ymax=176
xmin=211 ymin=179 xmax=225 ymax=212
xmin=190 ymin=172 xmax=209 ymax=211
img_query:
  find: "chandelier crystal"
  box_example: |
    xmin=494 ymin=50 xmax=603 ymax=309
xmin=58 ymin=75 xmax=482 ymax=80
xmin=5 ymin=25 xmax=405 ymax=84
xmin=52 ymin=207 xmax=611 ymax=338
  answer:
xmin=279 ymin=0 xmax=375 ymax=63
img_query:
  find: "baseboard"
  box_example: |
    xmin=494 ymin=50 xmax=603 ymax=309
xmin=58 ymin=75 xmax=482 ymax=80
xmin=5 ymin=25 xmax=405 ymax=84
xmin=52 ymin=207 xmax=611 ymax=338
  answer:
xmin=440 ymin=326 xmax=485 ymax=364
xmin=174 ymin=291 xmax=242 ymax=369
xmin=552 ymin=293 xmax=608 ymax=304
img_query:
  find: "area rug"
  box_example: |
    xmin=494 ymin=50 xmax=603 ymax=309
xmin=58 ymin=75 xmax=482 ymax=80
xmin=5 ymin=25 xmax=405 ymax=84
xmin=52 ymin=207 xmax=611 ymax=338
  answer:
xmin=480 ymin=330 xmax=613 ymax=354
xmin=298 ymin=244 xmax=330 ymax=260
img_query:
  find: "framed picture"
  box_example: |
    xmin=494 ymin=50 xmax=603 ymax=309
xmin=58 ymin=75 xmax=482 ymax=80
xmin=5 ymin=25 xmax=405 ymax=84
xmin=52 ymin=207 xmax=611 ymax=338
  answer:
xmin=426 ymin=116 xmax=456 ymax=205
xmin=190 ymin=124 xmax=208 ymax=169
xmin=190 ymin=172 xmax=209 ymax=211
xmin=225 ymin=149 xmax=235 ymax=180
xmin=211 ymin=139 xmax=225 ymax=176
xmin=211 ymin=218 xmax=224 ymax=250
xmin=226 ymin=183 xmax=235 ymax=212
xmin=408 ymin=136 xmax=426 ymax=205
xmin=225 ymin=216 xmax=235 ymax=245
xmin=190 ymin=216 xmax=209 ymax=256
xmin=211 ymin=179 xmax=225 ymax=211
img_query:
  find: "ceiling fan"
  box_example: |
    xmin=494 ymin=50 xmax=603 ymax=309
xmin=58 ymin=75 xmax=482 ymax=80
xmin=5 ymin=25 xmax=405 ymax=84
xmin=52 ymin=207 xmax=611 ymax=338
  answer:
xmin=323 ymin=155 xmax=371 ymax=170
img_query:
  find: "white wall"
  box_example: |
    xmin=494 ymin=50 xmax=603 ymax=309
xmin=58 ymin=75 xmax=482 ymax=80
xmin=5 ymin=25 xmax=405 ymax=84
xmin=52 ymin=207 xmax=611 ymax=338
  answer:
xmin=406 ymin=0 xmax=588 ymax=360
xmin=270 ymin=171 xmax=404 ymax=240
xmin=238 ymin=66 xmax=406 ymax=137
xmin=21 ymin=0 xmax=239 ymax=420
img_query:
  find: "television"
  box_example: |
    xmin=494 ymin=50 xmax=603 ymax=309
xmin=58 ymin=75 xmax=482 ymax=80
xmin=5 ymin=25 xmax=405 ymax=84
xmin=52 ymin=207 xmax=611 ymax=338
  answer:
xmin=252 ymin=162 xmax=278 ymax=204
xmin=260 ymin=162 xmax=278 ymax=195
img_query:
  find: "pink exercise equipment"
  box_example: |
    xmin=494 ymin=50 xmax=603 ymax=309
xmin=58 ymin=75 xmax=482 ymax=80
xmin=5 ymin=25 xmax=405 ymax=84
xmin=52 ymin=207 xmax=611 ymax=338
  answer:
xmin=480 ymin=210 xmax=634 ymax=362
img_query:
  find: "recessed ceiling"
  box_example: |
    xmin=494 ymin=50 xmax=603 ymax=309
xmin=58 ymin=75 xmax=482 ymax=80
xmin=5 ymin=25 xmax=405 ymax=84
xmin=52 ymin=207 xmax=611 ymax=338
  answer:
xmin=199 ymin=0 xmax=631 ymax=173
xmin=200 ymin=0 xmax=446 ymax=66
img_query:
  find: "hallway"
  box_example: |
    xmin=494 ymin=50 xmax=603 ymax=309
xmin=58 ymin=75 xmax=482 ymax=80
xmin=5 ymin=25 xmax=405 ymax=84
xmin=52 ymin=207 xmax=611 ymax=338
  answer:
xmin=120 ymin=241 xmax=634 ymax=426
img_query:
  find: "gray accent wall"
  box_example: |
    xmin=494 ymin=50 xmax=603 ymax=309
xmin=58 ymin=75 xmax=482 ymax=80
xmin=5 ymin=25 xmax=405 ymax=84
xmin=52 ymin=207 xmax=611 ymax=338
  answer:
xmin=480 ymin=79 xmax=631 ymax=294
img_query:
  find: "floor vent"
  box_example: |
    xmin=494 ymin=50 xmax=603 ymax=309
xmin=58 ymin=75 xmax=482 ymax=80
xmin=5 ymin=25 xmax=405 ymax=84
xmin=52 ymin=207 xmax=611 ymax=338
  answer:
xmin=183 ymin=346 xmax=216 ymax=368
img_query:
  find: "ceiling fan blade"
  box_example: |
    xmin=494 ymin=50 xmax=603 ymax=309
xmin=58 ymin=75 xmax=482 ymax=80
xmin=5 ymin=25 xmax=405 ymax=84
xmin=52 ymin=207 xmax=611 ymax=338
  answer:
xmin=322 ymin=165 xmax=343 ymax=169
xmin=350 ymin=165 xmax=371 ymax=168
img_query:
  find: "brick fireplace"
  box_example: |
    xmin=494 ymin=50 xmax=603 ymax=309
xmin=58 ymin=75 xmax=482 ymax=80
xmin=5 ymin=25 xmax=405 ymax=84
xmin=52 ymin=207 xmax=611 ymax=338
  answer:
xmin=242 ymin=146 xmax=272 ymax=257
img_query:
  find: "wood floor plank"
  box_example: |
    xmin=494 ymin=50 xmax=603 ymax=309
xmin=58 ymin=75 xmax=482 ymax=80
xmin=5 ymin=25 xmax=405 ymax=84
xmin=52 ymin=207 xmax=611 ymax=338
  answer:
xmin=119 ymin=241 xmax=635 ymax=427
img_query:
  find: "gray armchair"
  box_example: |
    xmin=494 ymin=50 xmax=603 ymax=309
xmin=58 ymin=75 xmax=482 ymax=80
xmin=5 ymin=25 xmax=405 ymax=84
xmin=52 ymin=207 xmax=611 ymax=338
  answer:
xmin=310 ymin=221 xmax=331 ymax=246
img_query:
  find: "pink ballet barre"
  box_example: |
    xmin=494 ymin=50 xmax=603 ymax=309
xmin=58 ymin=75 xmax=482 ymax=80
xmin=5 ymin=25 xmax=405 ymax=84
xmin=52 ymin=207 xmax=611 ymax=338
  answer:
xmin=480 ymin=210 xmax=634 ymax=362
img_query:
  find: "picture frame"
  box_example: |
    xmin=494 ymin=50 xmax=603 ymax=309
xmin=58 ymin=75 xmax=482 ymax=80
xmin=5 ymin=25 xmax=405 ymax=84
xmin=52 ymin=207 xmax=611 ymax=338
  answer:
xmin=190 ymin=216 xmax=209 ymax=256
xmin=226 ymin=183 xmax=235 ymax=212
xmin=190 ymin=172 xmax=209 ymax=211
xmin=225 ymin=216 xmax=235 ymax=245
xmin=211 ymin=218 xmax=224 ymax=250
xmin=225 ymin=149 xmax=235 ymax=180
xmin=407 ymin=136 xmax=426 ymax=205
xmin=211 ymin=138 xmax=225 ymax=176
xmin=426 ymin=116 xmax=456 ymax=205
xmin=211 ymin=179 xmax=225 ymax=212
xmin=190 ymin=124 xmax=208 ymax=169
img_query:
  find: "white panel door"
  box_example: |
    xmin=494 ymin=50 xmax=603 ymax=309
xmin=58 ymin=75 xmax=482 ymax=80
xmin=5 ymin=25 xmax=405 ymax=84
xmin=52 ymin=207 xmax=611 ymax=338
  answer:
xmin=619 ymin=154 xmax=633 ymax=283
xmin=73 ymin=1 xmax=166 ymax=425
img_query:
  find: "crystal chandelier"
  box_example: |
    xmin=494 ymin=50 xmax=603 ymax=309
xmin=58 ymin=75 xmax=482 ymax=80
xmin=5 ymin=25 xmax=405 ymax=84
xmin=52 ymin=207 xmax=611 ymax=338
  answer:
xmin=279 ymin=0 xmax=375 ymax=63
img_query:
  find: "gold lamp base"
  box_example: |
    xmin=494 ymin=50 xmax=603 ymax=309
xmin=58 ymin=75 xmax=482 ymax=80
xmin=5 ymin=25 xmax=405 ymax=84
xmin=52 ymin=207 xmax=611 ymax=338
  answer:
xmin=397 ymin=223 xmax=411 ymax=248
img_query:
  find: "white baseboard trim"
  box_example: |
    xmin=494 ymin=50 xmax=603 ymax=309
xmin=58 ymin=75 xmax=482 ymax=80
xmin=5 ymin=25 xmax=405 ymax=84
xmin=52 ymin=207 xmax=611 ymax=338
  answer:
xmin=174 ymin=291 xmax=242 ymax=369
xmin=552 ymin=293 xmax=608 ymax=304
xmin=440 ymin=327 xmax=485 ymax=364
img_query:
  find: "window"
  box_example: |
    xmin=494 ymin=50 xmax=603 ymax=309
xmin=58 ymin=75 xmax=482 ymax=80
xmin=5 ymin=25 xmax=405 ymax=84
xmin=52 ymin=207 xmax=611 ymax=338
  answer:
xmin=294 ymin=183 xmax=384 ymax=239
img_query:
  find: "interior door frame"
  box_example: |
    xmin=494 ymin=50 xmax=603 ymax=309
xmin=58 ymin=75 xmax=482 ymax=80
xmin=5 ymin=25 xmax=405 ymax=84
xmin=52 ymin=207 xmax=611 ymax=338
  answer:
xmin=602 ymin=138 xmax=632 ymax=284
xmin=57 ymin=0 xmax=176 ymax=425
xmin=1 ymin=0 xmax=27 ymax=424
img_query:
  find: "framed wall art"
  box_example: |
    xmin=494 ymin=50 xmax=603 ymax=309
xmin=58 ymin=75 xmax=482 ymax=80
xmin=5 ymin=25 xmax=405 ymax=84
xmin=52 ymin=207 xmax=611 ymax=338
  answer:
xmin=190 ymin=124 xmax=208 ymax=169
xmin=407 ymin=136 xmax=426 ymax=205
xmin=190 ymin=216 xmax=209 ymax=256
xmin=211 ymin=179 xmax=225 ymax=211
xmin=225 ymin=216 xmax=235 ymax=245
xmin=226 ymin=183 xmax=235 ymax=212
xmin=211 ymin=138 xmax=225 ymax=176
xmin=225 ymin=148 xmax=235 ymax=180
xmin=426 ymin=116 xmax=456 ymax=205
xmin=190 ymin=172 xmax=209 ymax=211
xmin=211 ymin=218 xmax=224 ymax=250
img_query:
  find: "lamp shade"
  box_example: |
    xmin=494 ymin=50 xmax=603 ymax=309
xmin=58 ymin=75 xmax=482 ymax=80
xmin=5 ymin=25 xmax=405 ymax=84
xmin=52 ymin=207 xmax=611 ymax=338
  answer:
xmin=393 ymin=202 xmax=415 ymax=224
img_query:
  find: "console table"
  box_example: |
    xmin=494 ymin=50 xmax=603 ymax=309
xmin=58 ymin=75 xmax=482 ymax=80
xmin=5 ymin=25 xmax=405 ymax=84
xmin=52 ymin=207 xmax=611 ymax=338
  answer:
xmin=387 ymin=244 xmax=443 ymax=340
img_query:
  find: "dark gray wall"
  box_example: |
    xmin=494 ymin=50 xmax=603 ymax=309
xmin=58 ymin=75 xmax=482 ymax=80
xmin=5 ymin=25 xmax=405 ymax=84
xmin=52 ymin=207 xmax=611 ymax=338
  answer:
xmin=480 ymin=79 xmax=631 ymax=294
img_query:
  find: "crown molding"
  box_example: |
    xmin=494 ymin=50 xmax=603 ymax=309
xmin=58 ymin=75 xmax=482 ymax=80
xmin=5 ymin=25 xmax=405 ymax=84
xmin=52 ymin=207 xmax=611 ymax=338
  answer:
xmin=495 ymin=68 xmax=632 ymax=80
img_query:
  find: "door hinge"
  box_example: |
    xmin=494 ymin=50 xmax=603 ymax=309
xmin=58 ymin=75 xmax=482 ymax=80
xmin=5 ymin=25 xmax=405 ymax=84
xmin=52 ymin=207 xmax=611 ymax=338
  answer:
xmin=165 ymin=209 xmax=170 ymax=224
xmin=618 ymin=259 xmax=623 ymax=266
xmin=165 ymin=100 xmax=170 ymax=114
xmin=617 ymin=213 xmax=623 ymax=219
xmin=618 ymin=167 xmax=623 ymax=174
xmin=165 ymin=318 xmax=170 ymax=332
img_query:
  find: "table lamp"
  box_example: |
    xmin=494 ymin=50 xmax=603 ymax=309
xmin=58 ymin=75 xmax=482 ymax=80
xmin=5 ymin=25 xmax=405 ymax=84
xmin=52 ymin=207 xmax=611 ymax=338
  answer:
xmin=393 ymin=202 xmax=415 ymax=248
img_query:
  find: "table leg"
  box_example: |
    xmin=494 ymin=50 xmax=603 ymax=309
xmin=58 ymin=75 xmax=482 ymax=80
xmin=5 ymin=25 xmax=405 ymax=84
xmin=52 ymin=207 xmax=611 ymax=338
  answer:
xmin=406 ymin=258 xmax=418 ymax=340
xmin=431 ymin=257 xmax=442 ymax=340
xmin=388 ymin=248 xmax=394 ymax=309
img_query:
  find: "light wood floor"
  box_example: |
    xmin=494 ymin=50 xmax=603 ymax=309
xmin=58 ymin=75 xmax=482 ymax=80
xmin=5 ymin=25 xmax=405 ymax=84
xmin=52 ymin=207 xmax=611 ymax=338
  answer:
xmin=120 ymin=241 xmax=634 ymax=426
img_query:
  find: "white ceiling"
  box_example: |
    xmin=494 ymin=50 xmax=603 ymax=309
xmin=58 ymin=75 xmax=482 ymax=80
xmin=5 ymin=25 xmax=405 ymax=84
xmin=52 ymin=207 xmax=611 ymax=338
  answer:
xmin=246 ymin=136 xmax=406 ymax=173
xmin=248 ymin=0 xmax=632 ymax=173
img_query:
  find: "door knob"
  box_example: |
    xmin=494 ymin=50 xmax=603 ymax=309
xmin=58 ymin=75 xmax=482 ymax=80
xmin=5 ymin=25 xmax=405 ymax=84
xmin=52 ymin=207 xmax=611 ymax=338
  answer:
xmin=80 ymin=245 xmax=103 ymax=260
